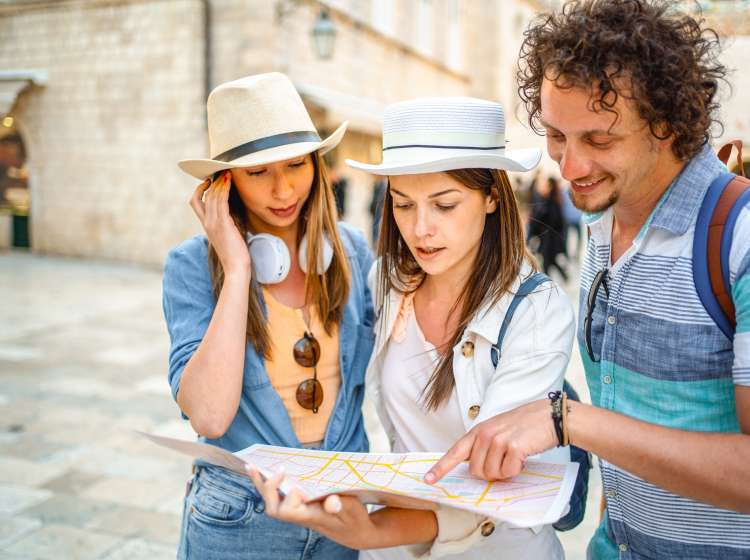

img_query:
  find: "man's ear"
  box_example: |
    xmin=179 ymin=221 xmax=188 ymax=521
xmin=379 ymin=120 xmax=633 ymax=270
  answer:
xmin=652 ymin=121 xmax=675 ymax=152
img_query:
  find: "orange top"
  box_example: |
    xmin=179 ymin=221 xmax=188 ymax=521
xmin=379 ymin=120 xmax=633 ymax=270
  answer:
xmin=262 ymin=288 xmax=341 ymax=444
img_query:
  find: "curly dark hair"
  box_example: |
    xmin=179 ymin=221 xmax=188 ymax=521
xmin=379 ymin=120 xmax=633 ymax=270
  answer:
xmin=517 ymin=0 xmax=727 ymax=161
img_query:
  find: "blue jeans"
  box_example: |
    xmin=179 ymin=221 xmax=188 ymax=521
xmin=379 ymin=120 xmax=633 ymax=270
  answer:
xmin=177 ymin=466 xmax=358 ymax=560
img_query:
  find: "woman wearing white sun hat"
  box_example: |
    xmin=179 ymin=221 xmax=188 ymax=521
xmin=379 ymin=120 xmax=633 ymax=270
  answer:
xmin=250 ymin=96 xmax=575 ymax=559
xmin=163 ymin=72 xmax=375 ymax=559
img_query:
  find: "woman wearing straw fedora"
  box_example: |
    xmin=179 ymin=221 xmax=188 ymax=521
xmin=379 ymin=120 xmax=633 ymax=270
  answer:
xmin=162 ymin=73 xmax=375 ymax=559
xmin=249 ymin=97 xmax=575 ymax=558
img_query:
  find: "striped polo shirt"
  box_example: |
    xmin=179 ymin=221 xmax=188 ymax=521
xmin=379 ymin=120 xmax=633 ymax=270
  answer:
xmin=579 ymin=144 xmax=750 ymax=559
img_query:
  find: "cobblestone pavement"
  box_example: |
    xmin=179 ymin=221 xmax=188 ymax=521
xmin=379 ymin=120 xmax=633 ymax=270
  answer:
xmin=0 ymin=249 xmax=599 ymax=559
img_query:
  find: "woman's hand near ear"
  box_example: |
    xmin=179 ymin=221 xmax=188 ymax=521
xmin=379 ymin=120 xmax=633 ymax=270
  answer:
xmin=190 ymin=170 xmax=250 ymax=276
xmin=180 ymin=170 xmax=251 ymax=438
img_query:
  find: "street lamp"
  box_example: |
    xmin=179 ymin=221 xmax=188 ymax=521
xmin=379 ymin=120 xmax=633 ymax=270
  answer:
xmin=311 ymin=9 xmax=336 ymax=60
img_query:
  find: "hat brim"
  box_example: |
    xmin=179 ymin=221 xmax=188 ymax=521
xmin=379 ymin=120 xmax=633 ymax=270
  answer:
xmin=178 ymin=121 xmax=348 ymax=180
xmin=346 ymin=147 xmax=541 ymax=175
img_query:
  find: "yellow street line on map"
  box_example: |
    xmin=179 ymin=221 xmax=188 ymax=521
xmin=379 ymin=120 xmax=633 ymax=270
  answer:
xmin=382 ymin=464 xmax=457 ymax=499
xmin=475 ymin=481 xmax=493 ymax=505
xmin=341 ymin=460 xmax=460 ymax=499
xmin=518 ymin=469 xmax=562 ymax=480
xmin=262 ymin=450 xmax=441 ymax=469
xmin=341 ymin=460 xmax=398 ymax=494
xmin=259 ymin=450 xmax=451 ymax=493
xmin=343 ymin=457 xmax=427 ymax=468
xmin=258 ymin=450 xmax=564 ymax=504
xmin=481 ymin=486 xmax=561 ymax=505
xmin=505 ymin=486 xmax=560 ymax=504
xmin=298 ymin=453 xmax=340 ymax=481
xmin=263 ymin=450 xmax=330 ymax=459
xmin=261 ymin=450 xmax=562 ymax=479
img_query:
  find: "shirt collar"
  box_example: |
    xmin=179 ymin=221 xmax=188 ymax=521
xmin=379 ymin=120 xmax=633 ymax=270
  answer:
xmin=584 ymin=143 xmax=725 ymax=243
xmin=381 ymin=283 xmax=514 ymax=347
xmin=650 ymin=143 xmax=725 ymax=235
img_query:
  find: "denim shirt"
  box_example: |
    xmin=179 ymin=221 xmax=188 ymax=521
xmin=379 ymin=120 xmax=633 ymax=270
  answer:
xmin=162 ymin=222 xmax=375 ymax=454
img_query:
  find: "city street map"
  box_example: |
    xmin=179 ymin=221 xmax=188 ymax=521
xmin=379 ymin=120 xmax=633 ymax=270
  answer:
xmin=143 ymin=433 xmax=578 ymax=527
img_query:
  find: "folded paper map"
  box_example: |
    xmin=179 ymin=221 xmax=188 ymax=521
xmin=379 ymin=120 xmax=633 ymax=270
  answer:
xmin=143 ymin=432 xmax=578 ymax=527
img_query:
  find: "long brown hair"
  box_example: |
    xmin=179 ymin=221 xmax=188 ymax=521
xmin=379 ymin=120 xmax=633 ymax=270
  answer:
xmin=208 ymin=151 xmax=351 ymax=359
xmin=377 ymin=168 xmax=537 ymax=410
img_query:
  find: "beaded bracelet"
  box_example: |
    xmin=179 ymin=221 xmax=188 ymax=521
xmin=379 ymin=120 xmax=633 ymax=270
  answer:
xmin=548 ymin=391 xmax=564 ymax=447
xmin=561 ymin=391 xmax=570 ymax=446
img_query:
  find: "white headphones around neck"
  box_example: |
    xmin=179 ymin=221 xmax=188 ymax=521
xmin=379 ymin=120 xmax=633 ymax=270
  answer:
xmin=246 ymin=232 xmax=334 ymax=284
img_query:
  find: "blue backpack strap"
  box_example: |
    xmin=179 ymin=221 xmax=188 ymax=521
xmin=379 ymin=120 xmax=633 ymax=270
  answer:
xmin=721 ymin=185 xmax=750 ymax=304
xmin=553 ymin=380 xmax=592 ymax=532
xmin=485 ymin=271 xmax=591 ymax=532
xmin=694 ymin=172 xmax=734 ymax=338
xmin=490 ymin=272 xmax=551 ymax=368
xmin=693 ymin=172 xmax=750 ymax=339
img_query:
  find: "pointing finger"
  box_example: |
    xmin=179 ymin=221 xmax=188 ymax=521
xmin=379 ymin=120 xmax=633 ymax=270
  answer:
xmin=425 ymin=431 xmax=476 ymax=484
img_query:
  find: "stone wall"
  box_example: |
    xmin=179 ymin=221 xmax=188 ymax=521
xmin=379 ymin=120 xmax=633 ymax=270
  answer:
xmin=1 ymin=0 xmax=206 ymax=265
xmin=716 ymin=35 xmax=750 ymax=163
xmin=0 ymin=0 xmax=481 ymax=263
xmin=2 ymin=0 xmax=747 ymax=263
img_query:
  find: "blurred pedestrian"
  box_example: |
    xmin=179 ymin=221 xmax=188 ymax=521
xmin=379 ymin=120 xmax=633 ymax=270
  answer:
xmin=528 ymin=176 xmax=568 ymax=282
xmin=561 ymin=182 xmax=583 ymax=258
xmin=369 ymin=177 xmax=386 ymax=245
xmin=330 ymin=168 xmax=349 ymax=218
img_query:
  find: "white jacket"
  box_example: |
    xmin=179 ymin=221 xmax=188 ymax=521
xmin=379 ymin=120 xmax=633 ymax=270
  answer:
xmin=364 ymin=262 xmax=575 ymax=558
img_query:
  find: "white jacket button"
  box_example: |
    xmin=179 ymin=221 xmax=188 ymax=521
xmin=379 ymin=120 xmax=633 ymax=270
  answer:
xmin=460 ymin=340 xmax=474 ymax=357
xmin=480 ymin=521 xmax=495 ymax=537
xmin=468 ymin=405 xmax=481 ymax=420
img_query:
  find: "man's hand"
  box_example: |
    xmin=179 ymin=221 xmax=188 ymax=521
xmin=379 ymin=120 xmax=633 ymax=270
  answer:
xmin=425 ymin=398 xmax=558 ymax=484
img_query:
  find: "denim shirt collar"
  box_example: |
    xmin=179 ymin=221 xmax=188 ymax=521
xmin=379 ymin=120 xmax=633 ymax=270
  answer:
xmin=649 ymin=143 xmax=725 ymax=235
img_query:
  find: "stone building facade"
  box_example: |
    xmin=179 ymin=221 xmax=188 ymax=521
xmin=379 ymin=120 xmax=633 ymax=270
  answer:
xmin=0 ymin=0 xmax=207 ymax=262
xmin=0 ymin=0 xmax=747 ymax=263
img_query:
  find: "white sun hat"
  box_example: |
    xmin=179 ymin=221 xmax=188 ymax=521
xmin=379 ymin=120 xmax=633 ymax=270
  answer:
xmin=179 ymin=72 xmax=347 ymax=180
xmin=346 ymin=97 xmax=541 ymax=175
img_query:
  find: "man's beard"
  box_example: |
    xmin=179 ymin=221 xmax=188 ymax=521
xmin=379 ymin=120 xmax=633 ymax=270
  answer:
xmin=570 ymin=189 xmax=619 ymax=214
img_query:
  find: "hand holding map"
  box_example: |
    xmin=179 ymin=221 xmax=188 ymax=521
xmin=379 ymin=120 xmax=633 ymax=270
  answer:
xmin=142 ymin=433 xmax=578 ymax=528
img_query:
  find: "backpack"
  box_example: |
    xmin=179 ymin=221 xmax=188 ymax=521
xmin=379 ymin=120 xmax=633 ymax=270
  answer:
xmin=693 ymin=140 xmax=750 ymax=340
xmin=490 ymin=272 xmax=591 ymax=532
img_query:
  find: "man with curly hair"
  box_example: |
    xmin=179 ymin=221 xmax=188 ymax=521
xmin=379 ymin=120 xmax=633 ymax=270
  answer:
xmin=426 ymin=1 xmax=750 ymax=558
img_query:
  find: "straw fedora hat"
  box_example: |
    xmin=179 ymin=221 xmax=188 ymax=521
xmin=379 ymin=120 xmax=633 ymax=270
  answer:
xmin=179 ymin=73 xmax=347 ymax=180
xmin=346 ymin=97 xmax=540 ymax=175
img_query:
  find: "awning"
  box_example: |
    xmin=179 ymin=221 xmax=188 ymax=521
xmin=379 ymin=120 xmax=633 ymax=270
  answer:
xmin=0 ymin=70 xmax=48 ymax=115
xmin=295 ymin=82 xmax=384 ymax=136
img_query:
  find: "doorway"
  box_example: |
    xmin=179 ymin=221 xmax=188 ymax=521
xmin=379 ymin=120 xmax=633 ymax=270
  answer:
xmin=0 ymin=118 xmax=29 ymax=248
